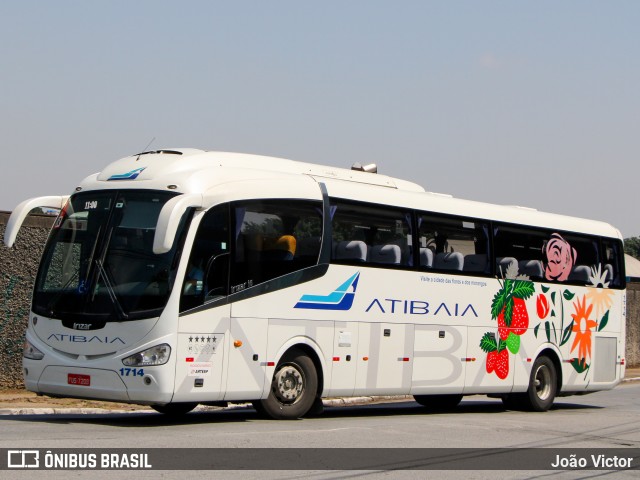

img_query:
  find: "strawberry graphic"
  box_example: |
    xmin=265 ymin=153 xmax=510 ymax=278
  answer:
xmin=493 ymin=349 xmax=509 ymax=379
xmin=480 ymin=333 xmax=510 ymax=379
xmin=481 ymin=268 xmax=534 ymax=379
xmin=491 ymin=276 xmax=534 ymax=345
xmin=497 ymin=297 xmax=530 ymax=340
xmin=505 ymin=332 xmax=520 ymax=354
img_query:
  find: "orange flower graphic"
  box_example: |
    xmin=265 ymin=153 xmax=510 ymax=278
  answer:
xmin=570 ymin=295 xmax=597 ymax=364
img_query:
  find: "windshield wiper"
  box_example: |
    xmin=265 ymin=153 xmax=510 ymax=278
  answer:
xmin=94 ymin=259 xmax=129 ymax=320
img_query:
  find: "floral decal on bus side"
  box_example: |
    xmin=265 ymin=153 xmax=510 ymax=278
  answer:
xmin=534 ymin=264 xmax=613 ymax=374
xmin=480 ymin=260 xmax=534 ymax=379
xmin=543 ymin=233 xmax=577 ymax=282
xmin=480 ymin=233 xmax=615 ymax=380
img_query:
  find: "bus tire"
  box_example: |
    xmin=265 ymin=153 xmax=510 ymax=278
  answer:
xmin=254 ymin=348 xmax=318 ymax=420
xmin=151 ymin=402 xmax=198 ymax=416
xmin=413 ymin=394 xmax=463 ymax=410
xmin=523 ymin=355 xmax=557 ymax=411
xmin=501 ymin=394 xmax=521 ymax=410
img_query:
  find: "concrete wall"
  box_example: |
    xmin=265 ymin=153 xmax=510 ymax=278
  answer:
xmin=626 ymin=283 xmax=640 ymax=367
xmin=0 ymin=212 xmax=51 ymax=388
xmin=1 ymin=212 xmax=639 ymax=388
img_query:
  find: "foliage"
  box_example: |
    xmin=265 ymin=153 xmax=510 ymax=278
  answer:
xmin=624 ymin=236 xmax=640 ymax=260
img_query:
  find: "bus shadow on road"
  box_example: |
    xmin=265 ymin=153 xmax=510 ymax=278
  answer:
xmin=0 ymin=398 xmax=604 ymax=428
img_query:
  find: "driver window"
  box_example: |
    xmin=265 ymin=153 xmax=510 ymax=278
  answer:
xmin=180 ymin=205 xmax=230 ymax=312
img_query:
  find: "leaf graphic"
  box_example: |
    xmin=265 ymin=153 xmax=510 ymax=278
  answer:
xmin=563 ymin=289 xmax=575 ymax=301
xmin=506 ymin=262 xmax=519 ymax=280
xmin=551 ymin=291 xmax=556 ymax=305
xmin=534 ymin=323 xmax=540 ymax=338
xmin=504 ymin=297 xmax=514 ymax=327
xmin=560 ymin=320 xmax=574 ymax=346
xmin=598 ymin=311 xmax=609 ymax=332
xmin=513 ymin=280 xmax=535 ymax=300
xmin=491 ymin=287 xmax=509 ymax=320
xmin=544 ymin=321 xmax=551 ymax=343
xmin=480 ymin=332 xmax=498 ymax=352
xmin=570 ymin=358 xmax=589 ymax=373
xmin=541 ymin=285 xmax=550 ymax=293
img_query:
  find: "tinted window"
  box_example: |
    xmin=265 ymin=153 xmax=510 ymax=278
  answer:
xmin=493 ymin=225 xmax=606 ymax=286
xmin=231 ymin=200 xmax=322 ymax=290
xmin=418 ymin=214 xmax=490 ymax=275
xmin=331 ymin=201 xmax=412 ymax=267
xmin=180 ymin=205 xmax=230 ymax=312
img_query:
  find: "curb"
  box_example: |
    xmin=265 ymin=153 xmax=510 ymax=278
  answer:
xmin=323 ymin=395 xmax=413 ymax=407
xmin=0 ymin=407 xmax=153 ymax=415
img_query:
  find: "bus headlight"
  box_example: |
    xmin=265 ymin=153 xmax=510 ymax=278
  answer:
xmin=122 ymin=344 xmax=171 ymax=367
xmin=23 ymin=339 xmax=44 ymax=360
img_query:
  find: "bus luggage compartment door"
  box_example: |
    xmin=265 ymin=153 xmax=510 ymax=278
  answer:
xmin=411 ymin=324 xmax=467 ymax=395
xmin=354 ymin=322 xmax=414 ymax=395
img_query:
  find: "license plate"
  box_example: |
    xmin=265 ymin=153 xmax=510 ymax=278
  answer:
xmin=67 ymin=373 xmax=91 ymax=386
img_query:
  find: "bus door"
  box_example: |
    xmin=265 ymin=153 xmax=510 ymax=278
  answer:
xmin=174 ymin=204 xmax=231 ymax=402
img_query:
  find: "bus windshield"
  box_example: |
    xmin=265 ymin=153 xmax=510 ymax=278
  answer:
xmin=33 ymin=190 xmax=187 ymax=323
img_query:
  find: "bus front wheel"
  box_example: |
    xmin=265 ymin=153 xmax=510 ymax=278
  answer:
xmin=254 ymin=349 xmax=318 ymax=420
xmin=151 ymin=402 xmax=198 ymax=416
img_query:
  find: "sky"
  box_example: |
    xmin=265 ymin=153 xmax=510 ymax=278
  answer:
xmin=1 ymin=1 xmax=639 ymax=237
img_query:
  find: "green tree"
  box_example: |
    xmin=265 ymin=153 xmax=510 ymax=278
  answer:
xmin=624 ymin=237 xmax=640 ymax=260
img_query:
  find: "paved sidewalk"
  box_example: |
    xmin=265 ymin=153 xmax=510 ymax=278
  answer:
xmin=1 ymin=368 xmax=638 ymax=415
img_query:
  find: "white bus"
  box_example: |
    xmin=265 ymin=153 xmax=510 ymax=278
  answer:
xmin=4 ymin=149 xmax=626 ymax=418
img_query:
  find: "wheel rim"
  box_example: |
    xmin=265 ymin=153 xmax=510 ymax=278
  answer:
xmin=533 ymin=364 xmax=552 ymax=401
xmin=273 ymin=364 xmax=305 ymax=404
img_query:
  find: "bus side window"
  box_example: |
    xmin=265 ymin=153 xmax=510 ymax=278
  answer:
xmin=493 ymin=225 xmax=546 ymax=280
xmin=601 ymin=238 xmax=624 ymax=288
xmin=331 ymin=201 xmax=412 ymax=267
xmin=418 ymin=214 xmax=490 ymax=275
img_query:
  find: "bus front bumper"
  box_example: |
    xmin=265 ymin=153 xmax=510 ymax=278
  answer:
xmin=24 ymin=363 xmax=173 ymax=405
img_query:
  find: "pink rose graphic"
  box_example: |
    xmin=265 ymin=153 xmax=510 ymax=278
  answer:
xmin=544 ymin=233 xmax=577 ymax=281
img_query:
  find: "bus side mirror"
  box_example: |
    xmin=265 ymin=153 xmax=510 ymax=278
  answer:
xmin=153 ymin=193 xmax=203 ymax=254
xmin=3 ymin=195 xmax=69 ymax=248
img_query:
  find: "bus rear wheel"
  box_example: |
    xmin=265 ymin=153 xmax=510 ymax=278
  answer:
xmin=253 ymin=349 xmax=318 ymax=420
xmin=525 ymin=356 xmax=557 ymax=411
xmin=502 ymin=356 xmax=557 ymax=411
xmin=151 ymin=402 xmax=198 ymax=416
xmin=413 ymin=394 xmax=463 ymax=410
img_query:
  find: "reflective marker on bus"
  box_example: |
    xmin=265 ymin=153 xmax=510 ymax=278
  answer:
xmin=4 ymin=149 xmax=626 ymax=418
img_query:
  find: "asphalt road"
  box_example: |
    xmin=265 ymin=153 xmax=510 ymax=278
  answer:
xmin=0 ymin=383 xmax=639 ymax=479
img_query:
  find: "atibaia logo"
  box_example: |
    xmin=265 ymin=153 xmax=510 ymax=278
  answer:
xmin=108 ymin=167 xmax=146 ymax=181
xmin=294 ymin=272 xmax=360 ymax=310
